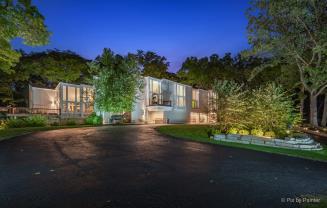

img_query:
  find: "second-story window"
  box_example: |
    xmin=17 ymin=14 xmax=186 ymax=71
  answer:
xmin=192 ymin=89 xmax=199 ymax=108
xmin=149 ymin=79 xmax=162 ymax=105
xmin=176 ymin=84 xmax=185 ymax=107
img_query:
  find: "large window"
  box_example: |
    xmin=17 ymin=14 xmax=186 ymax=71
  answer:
xmin=82 ymin=87 xmax=94 ymax=113
xmin=192 ymin=89 xmax=199 ymax=108
xmin=151 ymin=79 xmax=160 ymax=94
xmin=149 ymin=79 xmax=163 ymax=105
xmin=67 ymin=86 xmax=76 ymax=102
xmin=176 ymin=84 xmax=185 ymax=107
xmin=61 ymin=84 xmax=94 ymax=115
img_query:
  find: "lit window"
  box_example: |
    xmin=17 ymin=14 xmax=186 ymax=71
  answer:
xmin=76 ymin=87 xmax=80 ymax=102
xmin=176 ymin=84 xmax=185 ymax=107
xmin=151 ymin=80 xmax=160 ymax=94
xmin=192 ymin=89 xmax=199 ymax=108
xmin=63 ymin=86 xmax=67 ymax=101
xmin=67 ymin=86 xmax=75 ymax=102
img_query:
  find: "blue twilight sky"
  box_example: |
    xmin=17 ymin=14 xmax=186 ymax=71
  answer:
xmin=12 ymin=0 xmax=250 ymax=72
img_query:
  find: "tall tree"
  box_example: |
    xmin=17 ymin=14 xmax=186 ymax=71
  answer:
xmin=322 ymin=93 xmax=327 ymax=127
xmin=246 ymin=0 xmax=327 ymax=126
xmin=0 ymin=0 xmax=50 ymax=73
xmin=16 ymin=50 xmax=92 ymax=86
xmin=177 ymin=53 xmax=261 ymax=89
xmin=131 ymin=50 xmax=169 ymax=79
xmin=90 ymin=48 xmax=143 ymax=113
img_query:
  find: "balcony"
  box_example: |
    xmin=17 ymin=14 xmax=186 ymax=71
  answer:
xmin=149 ymin=100 xmax=172 ymax=107
xmin=147 ymin=95 xmax=173 ymax=111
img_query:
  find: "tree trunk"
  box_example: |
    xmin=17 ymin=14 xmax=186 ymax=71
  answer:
xmin=310 ymin=94 xmax=319 ymax=127
xmin=299 ymin=86 xmax=305 ymax=119
xmin=321 ymin=93 xmax=327 ymax=127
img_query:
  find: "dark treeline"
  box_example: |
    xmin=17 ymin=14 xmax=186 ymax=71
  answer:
xmin=1 ymin=49 xmax=323 ymax=125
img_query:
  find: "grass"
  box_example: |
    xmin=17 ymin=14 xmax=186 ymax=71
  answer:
xmin=301 ymin=194 xmax=327 ymax=208
xmin=156 ymin=125 xmax=327 ymax=162
xmin=0 ymin=125 xmax=94 ymax=142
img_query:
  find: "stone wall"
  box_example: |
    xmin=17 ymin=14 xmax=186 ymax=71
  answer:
xmin=213 ymin=134 xmax=323 ymax=151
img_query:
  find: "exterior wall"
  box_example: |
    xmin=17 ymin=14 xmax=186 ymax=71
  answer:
xmin=131 ymin=88 xmax=145 ymax=123
xmin=29 ymin=76 xmax=212 ymax=124
xmin=29 ymin=83 xmax=93 ymax=118
xmin=29 ymin=85 xmax=59 ymax=114
xmin=136 ymin=76 xmax=210 ymax=124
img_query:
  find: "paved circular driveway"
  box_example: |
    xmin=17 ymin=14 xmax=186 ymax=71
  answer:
xmin=0 ymin=125 xmax=326 ymax=208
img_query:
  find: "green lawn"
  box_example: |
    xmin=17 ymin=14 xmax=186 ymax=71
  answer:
xmin=156 ymin=125 xmax=327 ymax=162
xmin=0 ymin=125 xmax=94 ymax=142
xmin=301 ymin=194 xmax=327 ymax=208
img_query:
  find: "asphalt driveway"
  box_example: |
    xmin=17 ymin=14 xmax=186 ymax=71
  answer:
xmin=0 ymin=125 xmax=326 ymax=208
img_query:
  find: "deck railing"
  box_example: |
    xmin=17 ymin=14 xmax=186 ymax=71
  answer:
xmin=5 ymin=107 xmax=60 ymax=115
xmin=1 ymin=106 xmax=95 ymax=117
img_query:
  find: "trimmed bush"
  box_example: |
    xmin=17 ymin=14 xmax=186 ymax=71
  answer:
xmin=238 ymin=129 xmax=249 ymax=135
xmin=24 ymin=115 xmax=47 ymax=127
xmin=264 ymin=131 xmax=276 ymax=138
xmin=251 ymin=129 xmax=264 ymax=136
xmin=247 ymin=83 xmax=301 ymax=135
xmin=85 ymin=113 xmax=102 ymax=125
xmin=226 ymin=127 xmax=238 ymax=134
xmin=6 ymin=116 xmax=47 ymax=128
xmin=6 ymin=118 xmax=26 ymax=128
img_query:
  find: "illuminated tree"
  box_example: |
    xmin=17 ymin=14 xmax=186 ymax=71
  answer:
xmin=90 ymin=48 xmax=143 ymax=113
xmin=246 ymin=0 xmax=327 ymax=126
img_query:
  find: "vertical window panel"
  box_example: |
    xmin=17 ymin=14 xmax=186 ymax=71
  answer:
xmin=68 ymin=86 xmax=75 ymax=102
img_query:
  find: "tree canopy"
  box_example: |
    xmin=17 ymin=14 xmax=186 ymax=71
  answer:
xmin=16 ymin=50 xmax=92 ymax=86
xmin=130 ymin=50 xmax=170 ymax=79
xmin=0 ymin=50 xmax=91 ymax=106
xmin=90 ymin=48 xmax=143 ymax=113
xmin=176 ymin=53 xmax=276 ymax=89
xmin=246 ymin=0 xmax=327 ymax=126
xmin=0 ymin=0 xmax=50 ymax=73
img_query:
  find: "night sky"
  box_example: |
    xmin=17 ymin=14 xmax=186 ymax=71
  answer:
xmin=12 ymin=0 xmax=250 ymax=72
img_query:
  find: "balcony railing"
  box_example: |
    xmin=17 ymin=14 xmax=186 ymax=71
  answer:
xmin=149 ymin=100 xmax=172 ymax=106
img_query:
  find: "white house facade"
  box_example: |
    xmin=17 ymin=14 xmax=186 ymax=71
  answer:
xmin=28 ymin=76 xmax=212 ymax=124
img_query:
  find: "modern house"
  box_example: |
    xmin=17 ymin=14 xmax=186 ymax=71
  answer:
xmin=29 ymin=82 xmax=94 ymax=117
xmin=123 ymin=76 xmax=210 ymax=124
xmin=26 ymin=76 xmax=211 ymax=124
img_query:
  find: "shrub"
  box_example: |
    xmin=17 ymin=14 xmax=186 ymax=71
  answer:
xmin=24 ymin=115 xmax=47 ymax=127
xmin=66 ymin=119 xmax=77 ymax=126
xmin=238 ymin=129 xmax=249 ymax=135
xmin=226 ymin=127 xmax=238 ymax=134
xmin=85 ymin=113 xmax=102 ymax=125
xmin=251 ymin=129 xmax=264 ymax=136
xmin=0 ymin=120 xmax=7 ymax=129
xmin=212 ymin=129 xmax=222 ymax=135
xmin=210 ymin=80 xmax=247 ymax=132
xmin=5 ymin=116 xmax=48 ymax=128
xmin=6 ymin=118 xmax=26 ymax=128
xmin=264 ymin=131 xmax=276 ymax=138
xmin=210 ymin=82 xmax=301 ymax=139
xmin=51 ymin=122 xmax=59 ymax=126
xmin=247 ymin=83 xmax=301 ymax=134
xmin=289 ymin=132 xmax=307 ymax=138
